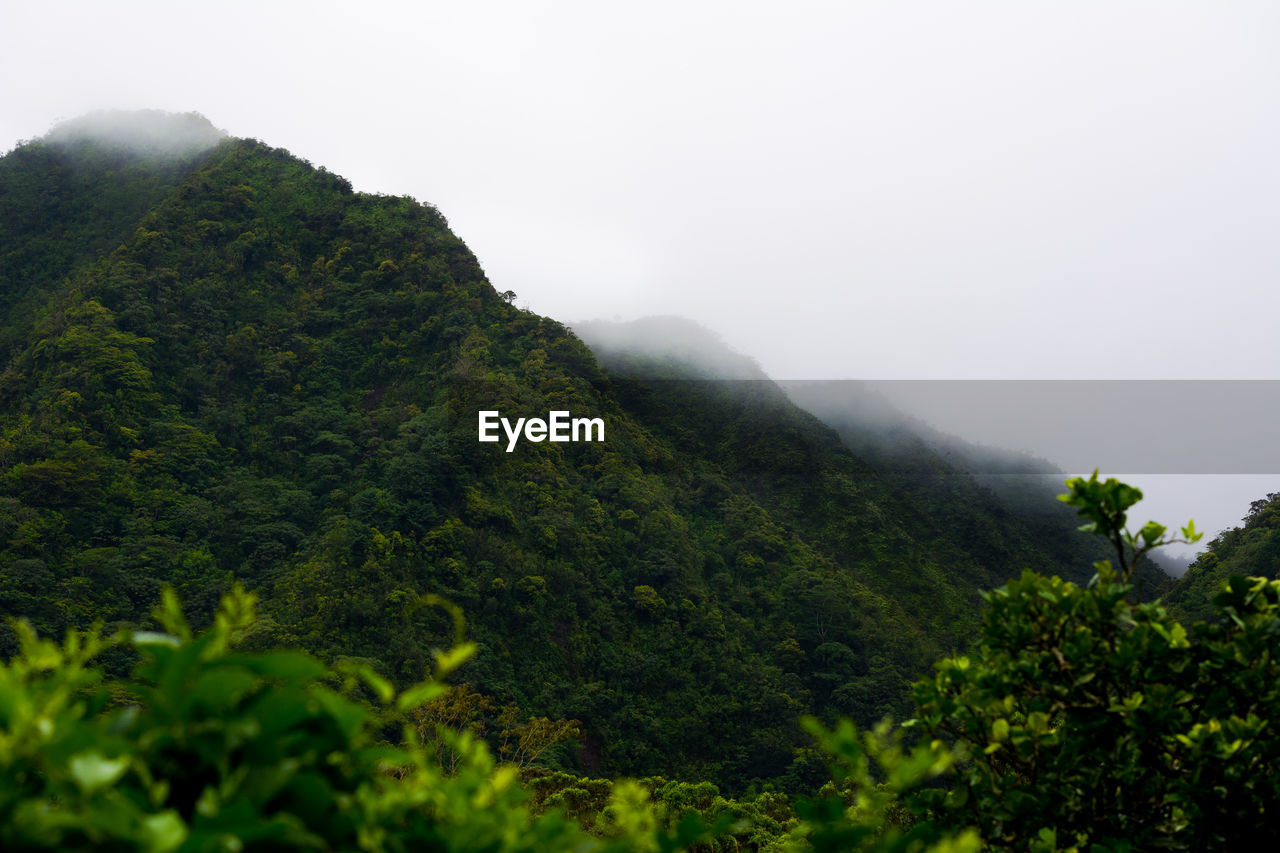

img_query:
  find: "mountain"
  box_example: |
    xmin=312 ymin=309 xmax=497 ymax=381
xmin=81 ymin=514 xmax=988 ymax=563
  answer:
xmin=574 ymin=319 xmax=1172 ymax=595
xmin=0 ymin=112 xmax=1146 ymax=791
xmin=774 ymin=379 xmax=1177 ymax=592
xmin=572 ymin=316 xmax=769 ymax=380
xmin=0 ymin=111 xmax=225 ymax=357
xmin=1165 ymin=491 xmax=1280 ymax=624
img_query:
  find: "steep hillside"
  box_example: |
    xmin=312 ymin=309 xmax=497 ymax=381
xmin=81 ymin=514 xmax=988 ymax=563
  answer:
xmin=776 ymin=379 xmax=1175 ymax=593
xmin=0 ymin=112 xmax=1136 ymax=791
xmin=1166 ymin=491 xmax=1280 ymax=623
xmin=573 ymin=316 xmax=768 ymax=380
xmin=575 ymin=319 xmax=1170 ymax=596
xmin=0 ymin=111 xmax=224 ymax=356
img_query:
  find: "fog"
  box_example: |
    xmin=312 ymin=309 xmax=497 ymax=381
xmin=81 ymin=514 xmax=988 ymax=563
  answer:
xmin=576 ymin=318 xmax=1277 ymax=567
xmin=5 ymin=3 xmax=1278 ymax=381
xmin=574 ymin=316 xmax=768 ymax=380
xmin=42 ymin=110 xmax=225 ymax=158
xmin=4 ymin=1 xmax=1278 ymax=562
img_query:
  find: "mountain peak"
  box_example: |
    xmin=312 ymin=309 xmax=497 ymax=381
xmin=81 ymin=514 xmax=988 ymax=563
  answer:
xmin=572 ymin=315 xmax=768 ymax=379
xmin=43 ymin=109 xmax=226 ymax=159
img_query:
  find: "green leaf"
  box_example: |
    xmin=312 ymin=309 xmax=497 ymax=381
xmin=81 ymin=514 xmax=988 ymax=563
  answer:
xmin=141 ymin=811 xmax=188 ymax=853
xmin=1139 ymin=521 xmax=1166 ymax=547
xmin=309 ymin=687 xmax=367 ymax=740
xmin=189 ymin=667 xmax=258 ymax=710
xmin=132 ymin=631 xmax=181 ymax=648
xmin=432 ymin=641 xmax=477 ymax=678
xmin=69 ymin=750 xmax=128 ymax=792
xmin=396 ymin=681 xmax=447 ymax=712
xmin=354 ymin=665 xmax=393 ymax=704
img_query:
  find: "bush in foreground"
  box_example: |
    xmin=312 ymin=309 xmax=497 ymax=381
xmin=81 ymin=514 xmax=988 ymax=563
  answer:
xmin=909 ymin=474 xmax=1280 ymax=850
xmin=3 ymin=475 xmax=1278 ymax=850
xmin=0 ymin=584 xmax=976 ymax=851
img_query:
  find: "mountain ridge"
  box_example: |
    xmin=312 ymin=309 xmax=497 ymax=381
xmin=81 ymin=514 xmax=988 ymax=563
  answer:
xmin=0 ymin=111 xmax=1173 ymax=789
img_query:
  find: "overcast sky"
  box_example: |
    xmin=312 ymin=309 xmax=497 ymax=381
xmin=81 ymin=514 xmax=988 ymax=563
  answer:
xmin=3 ymin=1 xmax=1278 ymax=558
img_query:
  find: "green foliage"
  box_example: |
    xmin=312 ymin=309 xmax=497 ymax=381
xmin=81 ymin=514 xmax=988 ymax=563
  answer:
xmin=772 ymin=382 xmax=1172 ymax=597
xmin=0 ymin=117 xmax=1103 ymax=790
xmin=0 ymin=113 xmax=222 ymax=358
xmin=910 ymin=478 xmax=1279 ymax=850
xmin=1166 ymin=490 xmax=1280 ymax=623
xmin=0 ymin=585 xmax=736 ymax=851
xmin=1058 ymin=470 xmax=1202 ymax=583
xmin=10 ymin=114 xmax=1268 ymax=823
xmin=791 ymin=719 xmax=980 ymax=853
xmin=5 ymin=585 xmax=1000 ymax=852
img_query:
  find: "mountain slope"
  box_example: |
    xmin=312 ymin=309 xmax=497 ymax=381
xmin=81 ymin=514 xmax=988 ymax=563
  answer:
xmin=774 ymin=379 xmax=1175 ymax=592
xmin=0 ymin=112 xmax=1137 ymax=791
xmin=575 ymin=319 xmax=1171 ymax=595
xmin=0 ymin=111 xmax=224 ymax=357
xmin=1165 ymin=491 xmax=1280 ymax=623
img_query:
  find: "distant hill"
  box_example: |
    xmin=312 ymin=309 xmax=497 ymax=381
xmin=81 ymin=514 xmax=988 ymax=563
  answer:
xmin=1165 ymin=491 xmax=1280 ymax=624
xmin=573 ymin=316 xmax=768 ymax=379
xmin=775 ymin=379 xmax=1177 ymax=591
xmin=576 ymin=318 xmax=1172 ymax=594
xmin=0 ymin=112 xmax=1162 ymax=791
xmin=0 ymin=111 xmax=224 ymax=356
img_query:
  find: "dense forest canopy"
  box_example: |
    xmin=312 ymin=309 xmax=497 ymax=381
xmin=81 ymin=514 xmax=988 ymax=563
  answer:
xmin=3 ymin=474 xmax=1276 ymax=851
xmin=1165 ymin=490 xmax=1280 ymax=624
xmin=2 ymin=111 xmax=1178 ymax=790
xmin=2 ymin=112 xmax=1276 ymax=850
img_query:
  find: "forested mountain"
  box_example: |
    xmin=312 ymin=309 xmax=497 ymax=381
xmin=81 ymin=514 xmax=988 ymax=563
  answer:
xmin=0 ymin=112 xmax=1166 ymax=792
xmin=0 ymin=111 xmax=224 ymax=357
xmin=574 ymin=319 xmax=1172 ymax=596
xmin=1165 ymin=491 xmax=1280 ymax=624
xmin=572 ymin=316 xmax=768 ymax=380
xmin=774 ymin=379 xmax=1179 ymax=590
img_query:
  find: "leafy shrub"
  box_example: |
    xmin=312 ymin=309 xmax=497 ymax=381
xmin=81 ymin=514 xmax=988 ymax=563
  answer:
xmin=0 ymin=586 xmax=715 ymax=851
xmin=5 ymin=474 xmax=1278 ymax=851
xmin=909 ymin=474 xmax=1280 ymax=850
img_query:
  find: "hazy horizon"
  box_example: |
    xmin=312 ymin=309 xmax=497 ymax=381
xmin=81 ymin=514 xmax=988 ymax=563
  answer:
xmin=5 ymin=1 xmax=1277 ymax=563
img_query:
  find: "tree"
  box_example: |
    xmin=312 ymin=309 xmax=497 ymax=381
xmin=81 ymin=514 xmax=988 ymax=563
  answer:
xmin=0 ymin=585 xmax=721 ymax=852
xmin=908 ymin=474 xmax=1279 ymax=850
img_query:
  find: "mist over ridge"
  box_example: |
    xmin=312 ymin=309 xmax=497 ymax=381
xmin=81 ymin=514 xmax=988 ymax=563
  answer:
xmin=572 ymin=316 xmax=768 ymax=380
xmin=570 ymin=315 xmax=1280 ymax=575
xmin=4 ymin=0 xmax=1280 ymax=837
xmin=37 ymin=109 xmax=226 ymax=159
xmin=6 ymin=125 xmax=1133 ymax=787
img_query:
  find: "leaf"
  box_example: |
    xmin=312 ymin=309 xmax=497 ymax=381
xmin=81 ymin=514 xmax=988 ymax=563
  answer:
xmin=132 ymin=631 xmax=181 ymax=647
xmin=141 ymin=811 xmax=189 ymax=853
xmin=69 ymin=750 xmax=128 ymax=792
xmin=396 ymin=682 xmax=447 ymax=712
xmin=309 ymin=687 xmax=367 ymax=740
xmin=432 ymin=641 xmax=477 ymax=678
xmin=1139 ymin=521 xmax=1166 ymax=547
xmin=189 ymin=667 xmax=258 ymax=710
xmin=152 ymin=587 xmax=191 ymax=641
xmin=355 ymin=665 xmax=394 ymax=704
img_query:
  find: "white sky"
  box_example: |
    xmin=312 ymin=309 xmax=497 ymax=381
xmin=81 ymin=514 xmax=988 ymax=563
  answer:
xmin=4 ymin=0 xmax=1278 ymax=560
